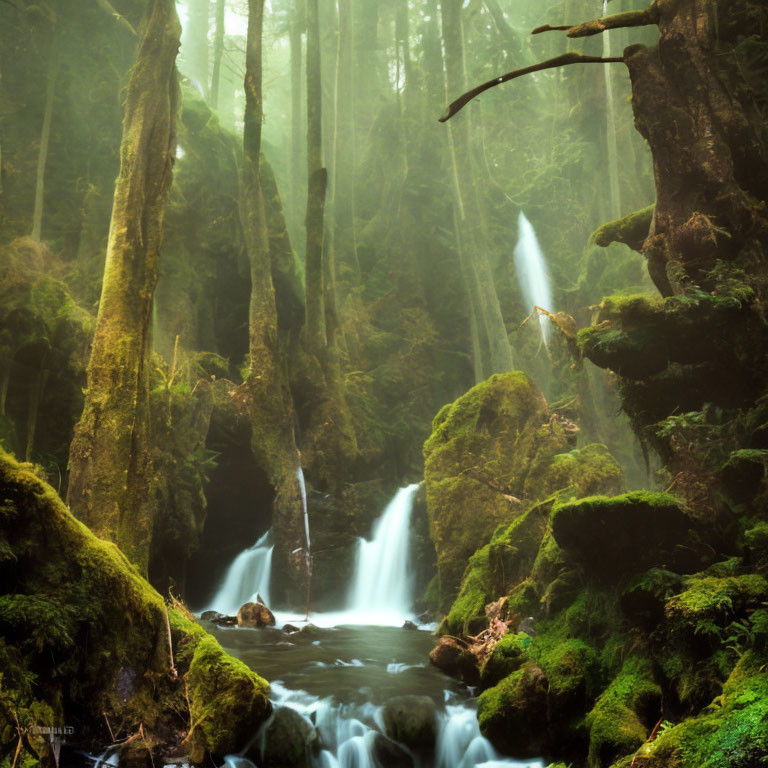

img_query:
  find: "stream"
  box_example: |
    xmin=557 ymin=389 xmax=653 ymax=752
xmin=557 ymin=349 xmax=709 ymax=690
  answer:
xmin=198 ymin=484 xmax=546 ymax=768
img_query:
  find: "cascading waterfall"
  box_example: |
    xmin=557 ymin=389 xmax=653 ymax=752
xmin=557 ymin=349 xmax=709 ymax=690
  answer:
xmin=245 ymin=683 xmax=545 ymax=768
xmin=346 ymin=483 xmax=420 ymax=624
xmin=202 ymin=530 xmax=273 ymax=616
xmin=602 ymin=0 xmax=621 ymax=220
xmin=513 ymin=212 xmax=554 ymax=344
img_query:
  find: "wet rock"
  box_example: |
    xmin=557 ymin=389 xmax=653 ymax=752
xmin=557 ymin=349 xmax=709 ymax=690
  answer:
xmin=200 ymin=610 xmax=223 ymax=622
xmin=282 ymin=623 xmax=300 ymax=633
xmin=382 ymin=695 xmax=438 ymax=752
xmin=214 ymin=614 xmax=238 ymax=626
xmin=371 ymin=732 xmax=415 ymax=768
xmin=257 ymin=706 xmax=317 ymax=768
xmin=402 ymin=620 xmax=418 ymax=631
xmin=429 ymin=636 xmax=479 ymax=685
xmin=237 ymin=601 xmax=276 ymax=628
xmin=477 ymin=663 xmax=548 ymax=757
xmin=296 ymin=623 xmax=325 ymax=640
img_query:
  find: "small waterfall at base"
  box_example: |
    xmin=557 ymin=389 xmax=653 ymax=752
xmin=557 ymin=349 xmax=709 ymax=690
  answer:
xmin=202 ymin=530 xmax=273 ymax=616
xmin=346 ymin=483 xmax=420 ymax=625
xmin=513 ymin=212 xmax=554 ymax=343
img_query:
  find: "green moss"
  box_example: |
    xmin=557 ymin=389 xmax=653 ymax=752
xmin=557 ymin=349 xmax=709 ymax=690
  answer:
xmin=552 ymin=492 xmax=697 ymax=580
xmin=641 ymin=654 xmax=768 ymax=768
xmin=480 ymin=632 xmax=531 ymax=688
xmin=0 ymin=448 xmax=270 ymax=764
xmin=589 ymin=204 xmax=655 ymax=251
xmin=477 ymin=663 xmax=549 ymax=757
xmin=585 ymin=657 xmax=661 ymax=768
xmin=546 ymin=444 xmax=625 ymax=499
xmin=186 ymin=634 xmax=270 ymax=763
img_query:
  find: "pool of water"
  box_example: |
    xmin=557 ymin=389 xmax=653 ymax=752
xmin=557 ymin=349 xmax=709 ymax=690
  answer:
xmin=208 ymin=620 xmax=546 ymax=768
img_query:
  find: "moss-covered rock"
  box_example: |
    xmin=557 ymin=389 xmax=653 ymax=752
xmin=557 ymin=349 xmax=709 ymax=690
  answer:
xmin=638 ymin=654 xmax=768 ymax=768
xmin=551 ymin=492 xmax=699 ymax=580
xmin=425 ymin=372 xmax=625 ymax=611
xmin=477 ymin=662 xmax=549 ymax=758
xmin=0 ymin=447 xmax=269 ymax=765
xmin=585 ymin=657 xmax=661 ymax=768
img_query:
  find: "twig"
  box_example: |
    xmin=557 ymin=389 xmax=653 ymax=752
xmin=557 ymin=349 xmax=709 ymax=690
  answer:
xmin=10 ymin=736 xmax=22 ymax=768
xmin=103 ymin=712 xmax=115 ymax=742
xmin=439 ymin=52 xmax=623 ymax=122
xmin=162 ymin=603 xmax=178 ymax=680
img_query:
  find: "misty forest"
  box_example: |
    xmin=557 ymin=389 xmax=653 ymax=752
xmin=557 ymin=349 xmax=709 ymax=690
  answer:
xmin=1 ymin=0 xmax=768 ymax=766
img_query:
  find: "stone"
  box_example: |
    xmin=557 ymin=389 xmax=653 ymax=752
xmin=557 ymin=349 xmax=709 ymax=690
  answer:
xmin=371 ymin=732 xmax=415 ymax=768
xmin=381 ymin=695 xmax=438 ymax=753
xmin=237 ymin=601 xmax=276 ymax=628
xmin=402 ymin=620 xmax=418 ymax=631
xmin=429 ymin=636 xmax=479 ymax=685
xmin=200 ymin=610 xmax=223 ymax=622
xmin=256 ymin=706 xmax=317 ymax=768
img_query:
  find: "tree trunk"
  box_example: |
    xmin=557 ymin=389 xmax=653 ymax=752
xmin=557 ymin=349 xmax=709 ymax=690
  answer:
xmin=182 ymin=0 xmax=210 ymax=99
xmin=209 ymin=0 xmax=225 ymax=108
xmin=31 ymin=24 xmax=59 ymax=242
xmin=241 ymin=0 xmax=305 ymax=599
xmin=441 ymin=0 xmax=514 ymax=375
xmin=304 ymin=0 xmax=327 ymax=351
xmin=67 ymin=0 xmax=182 ymax=575
xmin=289 ymin=0 xmax=305 ymax=244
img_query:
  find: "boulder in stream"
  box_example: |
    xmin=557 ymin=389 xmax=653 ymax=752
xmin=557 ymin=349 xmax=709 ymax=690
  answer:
xmin=238 ymin=601 xmax=276 ymax=628
xmin=200 ymin=610 xmax=224 ymax=622
xmin=256 ymin=706 xmax=317 ymax=768
xmin=429 ymin=636 xmax=480 ymax=685
xmin=371 ymin=732 xmax=415 ymax=768
xmin=382 ymin=695 xmax=438 ymax=752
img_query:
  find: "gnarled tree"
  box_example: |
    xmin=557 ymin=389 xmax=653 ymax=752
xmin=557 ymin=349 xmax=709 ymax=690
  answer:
xmin=67 ymin=0 xmax=182 ymax=575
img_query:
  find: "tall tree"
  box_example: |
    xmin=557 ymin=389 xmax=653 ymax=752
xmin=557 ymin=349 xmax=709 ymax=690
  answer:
xmin=182 ymin=0 xmax=210 ymax=98
xmin=304 ymin=0 xmax=327 ymax=350
xmin=241 ymin=0 xmax=305 ymax=596
xmin=68 ymin=0 xmax=182 ymax=574
xmin=441 ymin=0 xmax=514 ymax=376
xmin=209 ymin=0 xmax=225 ymax=108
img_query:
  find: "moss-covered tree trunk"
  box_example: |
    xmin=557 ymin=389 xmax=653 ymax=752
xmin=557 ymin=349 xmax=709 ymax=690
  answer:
xmin=67 ymin=0 xmax=181 ymax=575
xmin=241 ymin=0 xmax=305 ymax=599
xmin=623 ymin=0 xmax=768 ymax=296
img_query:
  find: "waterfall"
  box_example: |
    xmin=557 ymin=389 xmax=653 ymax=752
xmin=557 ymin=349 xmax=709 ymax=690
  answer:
xmin=602 ymin=0 xmax=621 ymax=220
xmin=513 ymin=212 xmax=554 ymax=343
xmin=203 ymin=530 xmax=273 ymax=615
xmin=298 ymin=466 xmax=311 ymax=567
xmin=346 ymin=484 xmax=420 ymax=624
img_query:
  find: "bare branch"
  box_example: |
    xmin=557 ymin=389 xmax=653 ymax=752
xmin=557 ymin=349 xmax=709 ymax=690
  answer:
xmin=532 ymin=7 xmax=659 ymax=39
xmin=439 ymin=52 xmax=623 ymax=123
xmin=95 ymin=0 xmax=137 ymax=36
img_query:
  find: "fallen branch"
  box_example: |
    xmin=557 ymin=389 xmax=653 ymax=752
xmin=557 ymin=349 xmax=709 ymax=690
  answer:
xmin=162 ymin=603 xmax=178 ymax=680
xmin=533 ymin=7 xmax=660 ymax=38
xmin=439 ymin=52 xmax=623 ymax=122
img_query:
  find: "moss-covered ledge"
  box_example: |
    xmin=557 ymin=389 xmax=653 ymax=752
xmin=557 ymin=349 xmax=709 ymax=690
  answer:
xmin=0 ymin=447 xmax=269 ymax=766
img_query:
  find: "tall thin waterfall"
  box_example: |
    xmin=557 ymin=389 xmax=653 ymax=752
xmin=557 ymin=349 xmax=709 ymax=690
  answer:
xmin=602 ymin=0 xmax=621 ymax=219
xmin=203 ymin=530 xmax=273 ymax=615
xmin=297 ymin=466 xmax=310 ymax=566
xmin=513 ymin=212 xmax=554 ymax=343
xmin=347 ymin=484 xmax=420 ymax=623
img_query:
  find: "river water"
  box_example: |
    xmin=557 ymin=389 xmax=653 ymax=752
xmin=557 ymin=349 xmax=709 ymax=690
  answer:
xmin=199 ymin=483 xmax=546 ymax=767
